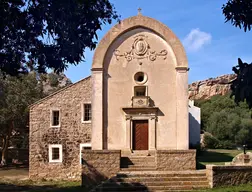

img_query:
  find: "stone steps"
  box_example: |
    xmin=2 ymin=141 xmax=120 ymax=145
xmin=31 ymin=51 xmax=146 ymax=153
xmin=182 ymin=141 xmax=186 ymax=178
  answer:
xmin=121 ymin=162 xmax=155 ymax=166
xmin=121 ymin=156 xmax=155 ymax=161
xmin=120 ymin=167 xmax=157 ymax=171
xmin=112 ymin=176 xmax=208 ymax=182
xmin=103 ymin=181 xmax=209 ymax=186
xmin=121 ymin=150 xmax=155 ymax=157
xmin=121 ymin=164 xmax=156 ymax=169
xmin=120 ymin=154 xmax=156 ymax=170
xmin=92 ymin=170 xmax=210 ymax=191
xmin=91 ymin=153 xmax=209 ymax=191
xmin=116 ymin=171 xmax=207 ymax=177
xmin=93 ymin=185 xmax=209 ymax=191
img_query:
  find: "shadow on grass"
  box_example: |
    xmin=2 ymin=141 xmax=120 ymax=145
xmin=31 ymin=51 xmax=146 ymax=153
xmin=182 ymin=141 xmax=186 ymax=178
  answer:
xmin=99 ymin=175 xmax=149 ymax=191
xmin=0 ymin=180 xmax=149 ymax=192
xmin=197 ymin=150 xmax=234 ymax=169
xmin=0 ymin=182 xmax=89 ymax=192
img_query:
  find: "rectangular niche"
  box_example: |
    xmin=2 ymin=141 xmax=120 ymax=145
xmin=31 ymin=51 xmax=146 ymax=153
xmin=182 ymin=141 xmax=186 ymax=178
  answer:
xmin=134 ymin=86 xmax=147 ymax=96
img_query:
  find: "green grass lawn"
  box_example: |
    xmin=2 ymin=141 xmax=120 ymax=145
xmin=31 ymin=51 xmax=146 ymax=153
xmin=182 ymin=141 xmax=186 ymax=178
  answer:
xmin=0 ymin=179 xmax=252 ymax=192
xmin=0 ymin=179 xmax=88 ymax=192
xmin=206 ymin=183 xmax=252 ymax=192
xmin=196 ymin=149 xmax=252 ymax=168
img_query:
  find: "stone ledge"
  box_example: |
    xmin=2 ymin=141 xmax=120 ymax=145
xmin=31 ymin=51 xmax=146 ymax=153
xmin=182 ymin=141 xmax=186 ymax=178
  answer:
xmin=156 ymin=150 xmax=196 ymax=154
xmin=156 ymin=150 xmax=196 ymax=171
xmin=82 ymin=150 xmax=121 ymax=154
xmin=206 ymin=164 xmax=252 ymax=170
xmin=206 ymin=165 xmax=252 ymax=188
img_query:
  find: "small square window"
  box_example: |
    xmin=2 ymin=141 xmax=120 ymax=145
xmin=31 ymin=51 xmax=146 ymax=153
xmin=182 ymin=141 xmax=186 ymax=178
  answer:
xmin=49 ymin=144 xmax=62 ymax=163
xmin=80 ymin=143 xmax=91 ymax=164
xmin=51 ymin=110 xmax=60 ymax=127
xmin=83 ymin=104 xmax=91 ymax=122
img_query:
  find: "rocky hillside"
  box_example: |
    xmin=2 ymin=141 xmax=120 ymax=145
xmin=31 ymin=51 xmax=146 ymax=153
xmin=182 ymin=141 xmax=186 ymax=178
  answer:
xmin=41 ymin=73 xmax=72 ymax=95
xmin=189 ymin=74 xmax=236 ymax=100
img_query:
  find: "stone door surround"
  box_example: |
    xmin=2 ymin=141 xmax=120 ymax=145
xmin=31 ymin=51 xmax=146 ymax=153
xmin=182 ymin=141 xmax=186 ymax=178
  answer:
xmin=123 ymin=107 xmax=158 ymax=151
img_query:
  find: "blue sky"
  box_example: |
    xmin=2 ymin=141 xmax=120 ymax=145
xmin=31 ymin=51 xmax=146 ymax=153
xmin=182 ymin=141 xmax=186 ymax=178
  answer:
xmin=65 ymin=0 xmax=252 ymax=84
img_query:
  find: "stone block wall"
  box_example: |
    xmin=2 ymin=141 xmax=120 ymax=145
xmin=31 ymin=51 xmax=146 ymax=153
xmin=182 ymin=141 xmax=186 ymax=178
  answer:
xmin=82 ymin=150 xmax=121 ymax=188
xmin=29 ymin=76 xmax=92 ymax=181
xmin=156 ymin=150 xmax=196 ymax=171
xmin=206 ymin=165 xmax=252 ymax=188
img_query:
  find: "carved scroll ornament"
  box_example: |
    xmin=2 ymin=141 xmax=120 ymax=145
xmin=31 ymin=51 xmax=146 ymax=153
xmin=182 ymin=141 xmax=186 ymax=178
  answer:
xmin=114 ymin=35 xmax=167 ymax=62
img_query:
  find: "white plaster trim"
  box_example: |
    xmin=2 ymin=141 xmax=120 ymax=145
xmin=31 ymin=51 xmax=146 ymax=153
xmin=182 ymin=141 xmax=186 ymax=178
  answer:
xmin=82 ymin=121 xmax=91 ymax=124
xmin=49 ymin=144 xmax=62 ymax=163
xmin=81 ymin=103 xmax=92 ymax=123
xmin=50 ymin=109 xmax=61 ymax=128
xmin=80 ymin=143 xmax=91 ymax=164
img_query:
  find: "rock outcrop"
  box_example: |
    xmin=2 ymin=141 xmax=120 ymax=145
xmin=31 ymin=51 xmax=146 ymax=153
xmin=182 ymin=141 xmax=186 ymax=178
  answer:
xmin=189 ymin=74 xmax=236 ymax=100
xmin=41 ymin=73 xmax=72 ymax=95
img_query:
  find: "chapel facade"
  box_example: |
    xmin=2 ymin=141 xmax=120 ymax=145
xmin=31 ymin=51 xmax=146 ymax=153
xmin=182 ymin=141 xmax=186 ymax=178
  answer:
xmin=29 ymin=14 xmax=200 ymax=181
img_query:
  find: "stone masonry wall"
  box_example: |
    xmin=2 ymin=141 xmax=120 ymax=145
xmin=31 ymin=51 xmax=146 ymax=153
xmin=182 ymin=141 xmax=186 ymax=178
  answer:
xmin=206 ymin=165 xmax=252 ymax=188
xmin=29 ymin=76 xmax=92 ymax=181
xmin=156 ymin=150 xmax=196 ymax=171
xmin=82 ymin=150 xmax=121 ymax=188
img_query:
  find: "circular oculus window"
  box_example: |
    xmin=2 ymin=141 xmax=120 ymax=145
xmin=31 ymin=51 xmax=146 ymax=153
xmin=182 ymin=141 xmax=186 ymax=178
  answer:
xmin=134 ymin=72 xmax=148 ymax=84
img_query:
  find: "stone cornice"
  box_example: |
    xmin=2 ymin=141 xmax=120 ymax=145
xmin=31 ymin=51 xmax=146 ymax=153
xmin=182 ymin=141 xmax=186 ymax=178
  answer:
xmin=91 ymin=68 xmax=104 ymax=72
xmin=175 ymin=66 xmax=189 ymax=71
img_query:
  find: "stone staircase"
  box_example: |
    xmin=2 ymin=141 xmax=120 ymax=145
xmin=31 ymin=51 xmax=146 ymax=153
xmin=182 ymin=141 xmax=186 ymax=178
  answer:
xmin=91 ymin=151 xmax=210 ymax=191
xmin=120 ymin=150 xmax=156 ymax=171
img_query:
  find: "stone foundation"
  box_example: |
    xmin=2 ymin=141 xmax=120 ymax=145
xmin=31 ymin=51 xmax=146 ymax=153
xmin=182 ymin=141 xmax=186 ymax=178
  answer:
xmin=156 ymin=150 xmax=196 ymax=171
xmin=206 ymin=165 xmax=252 ymax=188
xmin=29 ymin=163 xmax=82 ymax=181
xmin=82 ymin=150 xmax=121 ymax=188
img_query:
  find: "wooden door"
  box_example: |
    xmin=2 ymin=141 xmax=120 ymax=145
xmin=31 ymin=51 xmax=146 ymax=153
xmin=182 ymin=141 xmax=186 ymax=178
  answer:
xmin=133 ymin=120 xmax=148 ymax=150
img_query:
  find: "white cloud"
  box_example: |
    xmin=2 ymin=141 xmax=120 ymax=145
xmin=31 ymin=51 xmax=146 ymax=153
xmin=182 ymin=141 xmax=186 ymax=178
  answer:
xmin=183 ymin=28 xmax=212 ymax=52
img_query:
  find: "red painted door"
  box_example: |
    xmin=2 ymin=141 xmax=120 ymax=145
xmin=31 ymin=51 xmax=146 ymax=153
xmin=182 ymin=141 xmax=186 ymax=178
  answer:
xmin=133 ymin=120 xmax=148 ymax=150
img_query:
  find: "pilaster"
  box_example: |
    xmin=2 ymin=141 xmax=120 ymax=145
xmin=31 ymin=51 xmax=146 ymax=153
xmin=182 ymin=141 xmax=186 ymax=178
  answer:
xmin=91 ymin=69 xmax=103 ymax=150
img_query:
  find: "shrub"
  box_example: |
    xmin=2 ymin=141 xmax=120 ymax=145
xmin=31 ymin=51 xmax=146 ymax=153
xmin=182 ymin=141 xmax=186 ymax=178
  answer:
xmin=219 ymin=140 xmax=235 ymax=149
xmin=203 ymin=132 xmax=220 ymax=149
xmin=48 ymin=73 xmax=59 ymax=87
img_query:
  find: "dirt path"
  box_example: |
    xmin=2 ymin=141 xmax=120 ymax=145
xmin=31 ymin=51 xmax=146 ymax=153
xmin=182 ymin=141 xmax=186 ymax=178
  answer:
xmin=0 ymin=167 xmax=28 ymax=180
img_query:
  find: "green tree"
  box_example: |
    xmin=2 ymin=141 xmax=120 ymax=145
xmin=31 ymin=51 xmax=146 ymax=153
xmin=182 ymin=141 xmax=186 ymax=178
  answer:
xmin=236 ymin=119 xmax=252 ymax=145
xmin=48 ymin=73 xmax=60 ymax=87
xmin=0 ymin=72 xmax=43 ymax=165
xmin=222 ymin=1 xmax=252 ymax=107
xmin=222 ymin=0 xmax=252 ymax=32
xmin=196 ymin=94 xmax=252 ymax=148
xmin=0 ymin=0 xmax=119 ymax=76
xmin=207 ymin=110 xmax=241 ymax=142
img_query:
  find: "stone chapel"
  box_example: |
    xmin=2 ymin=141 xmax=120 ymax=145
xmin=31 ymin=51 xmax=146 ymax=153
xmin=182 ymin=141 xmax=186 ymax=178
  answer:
xmin=29 ymin=14 xmax=200 ymax=182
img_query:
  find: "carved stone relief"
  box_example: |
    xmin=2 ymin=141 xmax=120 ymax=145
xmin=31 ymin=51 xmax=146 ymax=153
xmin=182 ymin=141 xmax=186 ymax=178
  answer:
xmin=114 ymin=35 xmax=167 ymax=62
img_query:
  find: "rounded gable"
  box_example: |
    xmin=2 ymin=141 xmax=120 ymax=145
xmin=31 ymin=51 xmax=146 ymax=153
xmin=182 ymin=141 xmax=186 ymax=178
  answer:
xmin=92 ymin=15 xmax=188 ymax=69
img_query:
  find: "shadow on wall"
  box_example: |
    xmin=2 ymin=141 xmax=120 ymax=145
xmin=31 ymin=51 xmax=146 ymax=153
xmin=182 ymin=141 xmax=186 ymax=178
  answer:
xmin=81 ymin=158 xmax=107 ymax=189
xmin=189 ymin=112 xmax=200 ymax=147
xmin=82 ymin=159 xmax=149 ymax=191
